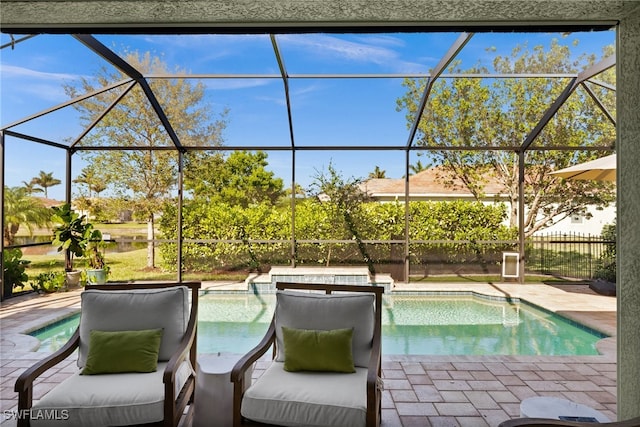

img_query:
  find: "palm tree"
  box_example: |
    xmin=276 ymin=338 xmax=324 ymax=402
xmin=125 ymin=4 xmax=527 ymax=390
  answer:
xmin=31 ymin=171 xmax=61 ymax=198
xmin=368 ymin=166 xmax=387 ymax=179
xmin=409 ymin=159 xmax=429 ymax=175
xmin=91 ymin=181 xmax=107 ymax=196
xmin=3 ymin=186 xmax=50 ymax=246
xmin=73 ymin=166 xmax=106 ymax=198
xmin=22 ymin=180 xmax=44 ymax=195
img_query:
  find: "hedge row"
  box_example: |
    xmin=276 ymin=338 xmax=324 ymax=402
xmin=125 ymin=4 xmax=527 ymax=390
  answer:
xmin=158 ymin=199 xmax=516 ymax=272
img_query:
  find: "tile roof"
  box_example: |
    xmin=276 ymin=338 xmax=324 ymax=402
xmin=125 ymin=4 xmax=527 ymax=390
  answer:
xmin=361 ymin=167 xmax=508 ymax=199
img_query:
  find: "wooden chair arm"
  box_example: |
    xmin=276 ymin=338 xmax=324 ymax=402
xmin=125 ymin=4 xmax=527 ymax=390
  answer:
xmin=163 ymin=304 xmax=198 ymax=386
xmin=231 ymin=320 xmax=276 ymax=384
xmin=366 ymin=330 xmax=382 ymax=388
xmin=15 ymin=328 xmax=80 ymax=395
xmin=366 ymin=322 xmax=382 ymax=427
xmin=499 ymin=417 xmax=640 ymax=427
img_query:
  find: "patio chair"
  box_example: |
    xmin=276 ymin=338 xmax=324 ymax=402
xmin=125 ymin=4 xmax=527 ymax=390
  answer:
xmin=231 ymin=282 xmax=385 ymax=427
xmin=14 ymin=282 xmax=201 ymax=427
xmin=499 ymin=417 xmax=640 ymax=427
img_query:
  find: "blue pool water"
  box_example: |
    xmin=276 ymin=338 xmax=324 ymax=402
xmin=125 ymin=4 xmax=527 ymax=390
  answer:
xmin=30 ymin=292 xmax=606 ymax=356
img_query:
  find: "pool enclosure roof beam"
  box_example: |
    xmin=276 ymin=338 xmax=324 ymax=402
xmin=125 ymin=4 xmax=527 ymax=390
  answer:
xmin=0 ymin=34 xmax=36 ymax=49
xmin=144 ymin=72 xmax=579 ymax=79
xmin=0 ymin=79 xmax=132 ymax=132
xmin=270 ymin=34 xmax=297 ymax=150
xmin=72 ymin=34 xmax=186 ymax=152
xmin=2 ymin=130 xmax=68 ymax=150
xmin=69 ymin=80 xmax=138 ymax=151
xmin=520 ymin=53 xmax=616 ymax=152
xmin=405 ymin=32 xmax=473 ymax=149
xmin=580 ymin=81 xmax=616 ymax=126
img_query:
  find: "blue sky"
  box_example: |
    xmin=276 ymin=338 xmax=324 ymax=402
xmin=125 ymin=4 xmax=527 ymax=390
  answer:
xmin=1 ymin=30 xmax=615 ymax=201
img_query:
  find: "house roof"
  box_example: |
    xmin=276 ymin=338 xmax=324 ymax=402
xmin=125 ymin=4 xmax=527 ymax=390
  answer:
xmin=35 ymin=197 xmax=63 ymax=209
xmin=362 ymin=167 xmax=508 ymax=200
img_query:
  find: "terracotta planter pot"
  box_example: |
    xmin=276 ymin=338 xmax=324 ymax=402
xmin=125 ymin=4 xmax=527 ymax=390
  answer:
xmin=66 ymin=271 xmax=82 ymax=288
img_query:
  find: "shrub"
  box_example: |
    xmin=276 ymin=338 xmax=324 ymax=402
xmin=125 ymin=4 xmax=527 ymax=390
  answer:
xmin=159 ymin=198 xmax=515 ymax=273
xmin=594 ymin=221 xmax=616 ymax=282
xmin=3 ymin=248 xmax=31 ymax=296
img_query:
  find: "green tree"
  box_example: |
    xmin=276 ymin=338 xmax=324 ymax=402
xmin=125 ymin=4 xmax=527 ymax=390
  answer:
xmin=64 ymin=51 xmax=227 ymax=268
xmin=308 ymin=163 xmax=375 ymax=274
xmin=397 ymin=39 xmax=616 ymax=237
xmin=3 ymin=186 xmax=50 ymax=246
xmin=30 ymin=171 xmax=61 ymax=198
xmin=185 ymin=150 xmax=284 ymax=207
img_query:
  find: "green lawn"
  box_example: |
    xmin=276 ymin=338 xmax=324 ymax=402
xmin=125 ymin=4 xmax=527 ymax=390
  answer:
xmin=21 ymin=247 xmax=572 ymax=290
xmin=22 ymin=248 xmax=248 ymax=287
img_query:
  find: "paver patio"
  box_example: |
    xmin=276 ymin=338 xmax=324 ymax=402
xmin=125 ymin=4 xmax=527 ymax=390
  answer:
xmin=0 ymin=282 xmax=617 ymax=426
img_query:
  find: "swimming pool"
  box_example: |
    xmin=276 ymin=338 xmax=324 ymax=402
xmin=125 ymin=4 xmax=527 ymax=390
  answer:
xmin=30 ymin=292 xmax=606 ymax=356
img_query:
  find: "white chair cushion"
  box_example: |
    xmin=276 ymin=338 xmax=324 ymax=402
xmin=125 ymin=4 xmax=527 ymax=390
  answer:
xmin=242 ymin=361 xmax=368 ymax=427
xmin=78 ymin=286 xmax=189 ymax=367
xmin=31 ymin=361 xmax=193 ymax=427
xmin=274 ymin=291 xmax=375 ymax=367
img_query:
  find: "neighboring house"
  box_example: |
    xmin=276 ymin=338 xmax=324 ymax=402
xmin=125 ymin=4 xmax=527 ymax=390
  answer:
xmin=37 ymin=197 xmax=63 ymax=209
xmin=361 ymin=168 xmax=615 ymax=236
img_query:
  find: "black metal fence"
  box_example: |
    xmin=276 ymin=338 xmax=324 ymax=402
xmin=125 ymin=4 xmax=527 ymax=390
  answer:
xmin=526 ymin=232 xmax=615 ymax=280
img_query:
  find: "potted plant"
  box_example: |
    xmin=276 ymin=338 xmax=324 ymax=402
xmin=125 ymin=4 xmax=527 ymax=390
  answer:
xmin=85 ymin=228 xmax=109 ymax=284
xmin=51 ymin=203 xmax=92 ymax=287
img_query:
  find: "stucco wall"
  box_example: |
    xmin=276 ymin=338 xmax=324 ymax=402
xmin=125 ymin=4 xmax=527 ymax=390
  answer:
xmin=617 ymin=10 xmax=640 ymax=421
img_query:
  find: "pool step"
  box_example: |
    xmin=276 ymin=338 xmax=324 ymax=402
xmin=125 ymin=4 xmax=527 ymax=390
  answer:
xmin=245 ymin=266 xmax=393 ymax=292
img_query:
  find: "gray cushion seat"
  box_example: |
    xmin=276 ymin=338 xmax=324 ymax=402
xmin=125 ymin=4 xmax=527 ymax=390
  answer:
xmin=31 ymin=361 xmax=193 ymax=427
xmin=242 ymin=362 xmax=369 ymax=427
xmin=240 ymin=290 xmax=377 ymax=427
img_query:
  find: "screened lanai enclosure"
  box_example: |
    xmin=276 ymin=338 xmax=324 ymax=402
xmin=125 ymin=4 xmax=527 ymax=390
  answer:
xmin=1 ymin=28 xmax=617 ymax=296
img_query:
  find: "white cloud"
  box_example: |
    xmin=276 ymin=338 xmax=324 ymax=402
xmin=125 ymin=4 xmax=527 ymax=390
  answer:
xmin=276 ymin=34 xmax=427 ymax=73
xmin=1 ymin=64 xmax=81 ymax=81
xmin=256 ymin=82 xmax=325 ymax=107
xmin=278 ymin=34 xmax=393 ymax=63
xmin=141 ymin=34 xmax=272 ymax=64
xmin=1 ymin=65 xmax=85 ymax=106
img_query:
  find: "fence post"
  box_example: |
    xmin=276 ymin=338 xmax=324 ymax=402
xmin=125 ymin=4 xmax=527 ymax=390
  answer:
xmin=589 ymin=234 xmax=593 ymax=279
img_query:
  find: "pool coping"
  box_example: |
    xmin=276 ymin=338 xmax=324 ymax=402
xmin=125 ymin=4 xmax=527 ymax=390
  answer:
xmin=1 ymin=281 xmax=617 ymax=357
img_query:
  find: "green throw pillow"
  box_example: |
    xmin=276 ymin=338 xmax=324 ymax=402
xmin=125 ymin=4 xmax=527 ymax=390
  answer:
xmin=81 ymin=328 xmax=163 ymax=375
xmin=282 ymin=326 xmax=355 ymax=373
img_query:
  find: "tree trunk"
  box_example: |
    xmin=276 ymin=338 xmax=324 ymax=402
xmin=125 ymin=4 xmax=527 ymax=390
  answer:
xmin=509 ymin=195 xmax=518 ymax=229
xmin=147 ymin=215 xmax=155 ymax=268
xmin=3 ymin=224 xmax=21 ymax=247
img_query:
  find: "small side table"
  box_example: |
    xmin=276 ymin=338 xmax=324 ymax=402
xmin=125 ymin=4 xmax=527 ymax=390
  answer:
xmin=520 ymin=396 xmax=610 ymax=423
xmin=194 ymin=353 xmax=253 ymax=427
